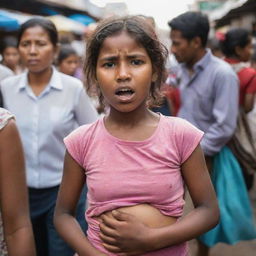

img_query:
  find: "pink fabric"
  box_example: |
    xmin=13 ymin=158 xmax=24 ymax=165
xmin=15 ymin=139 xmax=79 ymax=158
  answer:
xmin=64 ymin=114 xmax=203 ymax=255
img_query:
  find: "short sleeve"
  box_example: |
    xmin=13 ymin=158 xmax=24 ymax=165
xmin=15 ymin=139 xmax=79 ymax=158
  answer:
xmin=64 ymin=126 xmax=84 ymax=166
xmin=0 ymin=108 xmax=14 ymax=130
xmin=246 ymin=75 xmax=256 ymax=94
xmin=174 ymin=118 xmax=204 ymax=164
xmin=239 ymin=68 xmax=256 ymax=94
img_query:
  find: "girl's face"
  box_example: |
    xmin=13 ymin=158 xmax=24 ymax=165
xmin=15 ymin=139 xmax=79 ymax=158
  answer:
xmin=2 ymin=46 xmax=20 ymax=70
xmin=59 ymin=54 xmax=79 ymax=76
xmin=18 ymin=26 xmax=57 ymax=73
xmin=96 ymin=31 xmax=155 ymax=113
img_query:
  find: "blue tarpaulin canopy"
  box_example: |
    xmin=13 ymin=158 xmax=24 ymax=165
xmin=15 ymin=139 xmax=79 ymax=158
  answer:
xmin=0 ymin=11 xmax=19 ymax=31
xmin=69 ymin=14 xmax=95 ymax=26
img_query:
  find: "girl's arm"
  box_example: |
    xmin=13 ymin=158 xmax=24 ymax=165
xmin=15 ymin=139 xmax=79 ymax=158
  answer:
xmin=54 ymin=151 xmax=107 ymax=256
xmin=0 ymin=120 xmax=36 ymax=256
xmin=99 ymin=145 xmax=219 ymax=254
xmin=150 ymin=145 xmax=219 ymax=248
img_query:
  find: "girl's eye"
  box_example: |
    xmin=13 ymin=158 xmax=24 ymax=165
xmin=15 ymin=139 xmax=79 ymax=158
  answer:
xmin=131 ymin=59 xmax=144 ymax=65
xmin=103 ymin=62 xmax=115 ymax=68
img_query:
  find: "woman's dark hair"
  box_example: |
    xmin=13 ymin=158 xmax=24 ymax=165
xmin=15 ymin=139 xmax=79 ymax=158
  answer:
xmin=84 ymin=15 xmax=168 ymax=108
xmin=220 ymin=28 xmax=251 ymax=58
xmin=17 ymin=17 xmax=58 ymax=47
xmin=168 ymin=11 xmax=209 ymax=47
xmin=57 ymin=45 xmax=77 ymax=65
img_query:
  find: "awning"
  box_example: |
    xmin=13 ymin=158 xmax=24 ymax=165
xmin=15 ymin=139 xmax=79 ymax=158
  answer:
xmin=0 ymin=10 xmax=19 ymax=31
xmin=208 ymin=0 xmax=256 ymax=28
xmin=47 ymin=15 xmax=87 ymax=34
xmin=0 ymin=9 xmax=32 ymax=25
xmin=69 ymin=13 xmax=95 ymax=26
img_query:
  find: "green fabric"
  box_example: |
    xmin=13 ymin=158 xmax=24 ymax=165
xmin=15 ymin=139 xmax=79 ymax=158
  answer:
xmin=199 ymin=146 xmax=256 ymax=247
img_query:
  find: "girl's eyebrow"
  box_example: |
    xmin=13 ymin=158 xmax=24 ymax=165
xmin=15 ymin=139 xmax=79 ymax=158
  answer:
xmin=127 ymin=54 xmax=147 ymax=58
xmin=99 ymin=55 xmax=118 ymax=62
xmin=99 ymin=53 xmax=147 ymax=61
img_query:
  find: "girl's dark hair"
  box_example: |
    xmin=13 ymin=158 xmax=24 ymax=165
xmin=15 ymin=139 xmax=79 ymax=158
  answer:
xmin=57 ymin=45 xmax=77 ymax=65
xmin=0 ymin=36 xmax=18 ymax=54
xmin=84 ymin=15 xmax=168 ymax=108
xmin=220 ymin=28 xmax=251 ymax=57
xmin=17 ymin=17 xmax=58 ymax=46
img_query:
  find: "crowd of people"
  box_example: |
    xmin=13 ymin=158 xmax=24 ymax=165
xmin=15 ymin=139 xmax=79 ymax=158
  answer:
xmin=0 ymin=10 xmax=255 ymax=256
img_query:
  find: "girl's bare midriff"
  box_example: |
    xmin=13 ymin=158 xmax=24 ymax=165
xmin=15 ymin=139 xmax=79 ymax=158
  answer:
xmin=97 ymin=204 xmax=177 ymax=228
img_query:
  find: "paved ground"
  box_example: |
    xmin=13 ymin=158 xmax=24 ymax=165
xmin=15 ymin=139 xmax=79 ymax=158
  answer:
xmin=185 ymin=175 xmax=256 ymax=256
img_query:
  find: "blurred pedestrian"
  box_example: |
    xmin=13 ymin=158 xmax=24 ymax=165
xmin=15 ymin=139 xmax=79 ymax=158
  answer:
xmin=0 ymin=36 xmax=24 ymax=74
xmin=0 ymin=17 xmax=98 ymax=256
xmin=0 ymin=107 xmax=36 ymax=256
xmin=168 ymin=11 xmax=256 ymax=256
xmin=251 ymin=45 xmax=256 ymax=70
xmin=207 ymin=36 xmax=224 ymax=59
xmin=220 ymin=28 xmax=256 ymax=190
xmin=0 ymin=64 xmax=13 ymax=107
xmin=57 ymin=45 xmax=80 ymax=77
xmin=0 ymin=64 xmax=13 ymax=82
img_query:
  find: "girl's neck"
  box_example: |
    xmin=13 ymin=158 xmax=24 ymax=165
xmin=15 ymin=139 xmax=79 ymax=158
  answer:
xmin=104 ymin=107 xmax=160 ymax=142
xmin=106 ymin=107 xmax=155 ymax=128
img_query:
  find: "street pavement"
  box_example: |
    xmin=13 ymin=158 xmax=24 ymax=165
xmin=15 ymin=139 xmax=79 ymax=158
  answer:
xmin=185 ymin=175 xmax=256 ymax=256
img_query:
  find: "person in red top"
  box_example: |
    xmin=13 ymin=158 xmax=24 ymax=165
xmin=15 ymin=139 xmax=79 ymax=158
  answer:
xmin=220 ymin=28 xmax=256 ymax=190
xmin=220 ymin=28 xmax=256 ymax=112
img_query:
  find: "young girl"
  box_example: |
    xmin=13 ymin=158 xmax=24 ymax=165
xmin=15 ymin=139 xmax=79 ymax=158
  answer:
xmin=1 ymin=36 xmax=24 ymax=74
xmin=57 ymin=45 xmax=80 ymax=77
xmin=54 ymin=15 xmax=219 ymax=256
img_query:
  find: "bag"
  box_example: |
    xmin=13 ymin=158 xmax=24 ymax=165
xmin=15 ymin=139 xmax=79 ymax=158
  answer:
xmin=228 ymin=108 xmax=256 ymax=174
xmin=199 ymin=146 xmax=256 ymax=247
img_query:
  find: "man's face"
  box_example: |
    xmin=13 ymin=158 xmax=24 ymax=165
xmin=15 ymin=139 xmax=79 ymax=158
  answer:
xmin=170 ymin=29 xmax=195 ymax=64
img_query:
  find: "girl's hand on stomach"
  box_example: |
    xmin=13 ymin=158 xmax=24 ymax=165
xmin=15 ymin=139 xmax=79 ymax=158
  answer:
xmin=98 ymin=204 xmax=177 ymax=255
xmin=99 ymin=209 xmax=153 ymax=255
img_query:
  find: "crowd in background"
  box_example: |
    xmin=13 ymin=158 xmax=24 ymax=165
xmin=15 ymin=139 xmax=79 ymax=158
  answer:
xmin=0 ymin=10 xmax=256 ymax=256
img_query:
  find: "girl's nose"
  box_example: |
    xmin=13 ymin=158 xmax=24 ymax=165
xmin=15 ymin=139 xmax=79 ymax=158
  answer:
xmin=116 ymin=63 xmax=131 ymax=82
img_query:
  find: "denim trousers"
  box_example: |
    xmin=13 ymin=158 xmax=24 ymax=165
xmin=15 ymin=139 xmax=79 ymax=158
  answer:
xmin=29 ymin=185 xmax=87 ymax=256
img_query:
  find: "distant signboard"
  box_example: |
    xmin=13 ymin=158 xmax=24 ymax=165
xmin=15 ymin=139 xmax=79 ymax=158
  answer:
xmin=199 ymin=1 xmax=224 ymax=11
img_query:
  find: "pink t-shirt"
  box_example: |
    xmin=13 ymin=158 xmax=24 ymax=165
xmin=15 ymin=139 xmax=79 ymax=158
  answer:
xmin=64 ymin=114 xmax=204 ymax=255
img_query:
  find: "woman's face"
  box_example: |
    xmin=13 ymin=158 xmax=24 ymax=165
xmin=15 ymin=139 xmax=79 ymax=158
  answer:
xmin=2 ymin=46 xmax=20 ymax=70
xmin=59 ymin=54 xmax=79 ymax=76
xmin=18 ymin=26 xmax=57 ymax=73
xmin=96 ymin=31 xmax=155 ymax=113
xmin=236 ymin=38 xmax=253 ymax=62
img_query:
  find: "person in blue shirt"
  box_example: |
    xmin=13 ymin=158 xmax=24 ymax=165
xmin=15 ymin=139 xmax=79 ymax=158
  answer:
xmin=168 ymin=11 xmax=256 ymax=256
